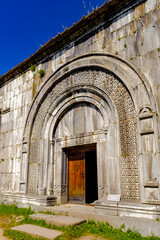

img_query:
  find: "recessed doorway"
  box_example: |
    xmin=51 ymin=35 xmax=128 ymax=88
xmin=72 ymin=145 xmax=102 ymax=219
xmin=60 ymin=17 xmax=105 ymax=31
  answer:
xmin=66 ymin=144 xmax=98 ymax=204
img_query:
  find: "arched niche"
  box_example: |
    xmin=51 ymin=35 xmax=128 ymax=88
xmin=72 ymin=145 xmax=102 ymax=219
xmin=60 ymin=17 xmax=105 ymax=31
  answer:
xmin=41 ymin=89 xmax=120 ymax=204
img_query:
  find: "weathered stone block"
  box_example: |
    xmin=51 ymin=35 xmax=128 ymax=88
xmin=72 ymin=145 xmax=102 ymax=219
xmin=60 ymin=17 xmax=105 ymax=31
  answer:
xmin=0 ymin=0 xmax=160 ymax=222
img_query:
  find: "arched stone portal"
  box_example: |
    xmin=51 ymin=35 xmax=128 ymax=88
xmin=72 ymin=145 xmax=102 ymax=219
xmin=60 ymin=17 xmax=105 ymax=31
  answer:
xmin=50 ymin=93 xmax=119 ymax=204
xmin=21 ymin=53 xmax=158 ymax=206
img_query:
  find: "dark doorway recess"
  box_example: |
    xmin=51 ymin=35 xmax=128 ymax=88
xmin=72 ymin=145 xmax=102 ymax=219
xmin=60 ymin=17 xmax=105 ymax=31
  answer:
xmin=66 ymin=144 xmax=98 ymax=204
xmin=85 ymin=150 xmax=98 ymax=204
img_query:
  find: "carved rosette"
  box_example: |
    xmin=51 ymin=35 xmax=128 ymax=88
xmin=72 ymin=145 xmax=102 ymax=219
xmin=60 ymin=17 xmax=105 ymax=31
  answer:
xmin=54 ymin=185 xmax=68 ymax=196
xmin=98 ymin=186 xmax=108 ymax=200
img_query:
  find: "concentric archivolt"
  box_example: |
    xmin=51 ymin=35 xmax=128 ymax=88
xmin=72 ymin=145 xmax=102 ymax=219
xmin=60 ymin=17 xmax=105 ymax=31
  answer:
xmin=29 ymin=68 xmax=140 ymax=201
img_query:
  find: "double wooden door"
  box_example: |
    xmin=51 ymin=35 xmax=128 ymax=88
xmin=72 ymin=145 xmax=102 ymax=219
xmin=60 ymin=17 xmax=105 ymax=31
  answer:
xmin=68 ymin=144 xmax=98 ymax=204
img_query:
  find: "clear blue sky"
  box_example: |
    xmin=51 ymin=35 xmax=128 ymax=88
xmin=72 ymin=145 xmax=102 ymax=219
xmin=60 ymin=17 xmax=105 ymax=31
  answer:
xmin=0 ymin=0 xmax=106 ymax=76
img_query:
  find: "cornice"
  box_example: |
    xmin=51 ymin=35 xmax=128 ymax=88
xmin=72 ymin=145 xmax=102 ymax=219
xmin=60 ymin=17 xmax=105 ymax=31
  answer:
xmin=0 ymin=0 xmax=146 ymax=86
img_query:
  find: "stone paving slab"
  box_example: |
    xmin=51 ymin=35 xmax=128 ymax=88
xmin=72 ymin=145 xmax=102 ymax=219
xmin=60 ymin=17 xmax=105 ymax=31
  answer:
xmin=34 ymin=204 xmax=160 ymax=238
xmin=30 ymin=213 xmax=86 ymax=227
xmin=11 ymin=224 xmax=62 ymax=240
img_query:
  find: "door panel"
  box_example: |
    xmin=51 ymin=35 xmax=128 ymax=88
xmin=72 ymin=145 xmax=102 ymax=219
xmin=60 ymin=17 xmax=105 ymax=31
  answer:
xmin=68 ymin=152 xmax=85 ymax=203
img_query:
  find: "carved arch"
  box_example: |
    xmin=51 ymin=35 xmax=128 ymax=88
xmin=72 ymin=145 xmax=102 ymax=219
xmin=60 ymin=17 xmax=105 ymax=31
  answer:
xmin=20 ymin=53 xmax=158 ymax=204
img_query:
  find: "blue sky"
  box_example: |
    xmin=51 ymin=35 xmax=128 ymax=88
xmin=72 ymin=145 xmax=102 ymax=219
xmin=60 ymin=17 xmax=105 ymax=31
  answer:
xmin=0 ymin=0 xmax=106 ymax=76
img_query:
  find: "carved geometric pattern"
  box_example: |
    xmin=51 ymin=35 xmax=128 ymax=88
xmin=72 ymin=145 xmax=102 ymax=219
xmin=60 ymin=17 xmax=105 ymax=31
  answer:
xmin=54 ymin=185 xmax=61 ymax=196
xmin=28 ymin=164 xmax=38 ymax=194
xmin=54 ymin=185 xmax=68 ymax=196
xmin=61 ymin=184 xmax=68 ymax=195
xmin=29 ymin=68 xmax=140 ymax=201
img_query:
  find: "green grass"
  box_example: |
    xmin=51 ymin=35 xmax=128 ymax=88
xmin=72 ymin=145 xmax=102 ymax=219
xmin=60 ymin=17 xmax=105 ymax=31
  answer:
xmin=3 ymin=229 xmax=47 ymax=240
xmin=15 ymin=217 xmax=160 ymax=240
xmin=0 ymin=203 xmax=34 ymax=216
xmin=20 ymin=216 xmax=64 ymax=231
xmin=39 ymin=210 xmax=68 ymax=216
xmin=1 ymin=204 xmax=160 ymax=240
xmin=39 ymin=210 xmax=56 ymax=215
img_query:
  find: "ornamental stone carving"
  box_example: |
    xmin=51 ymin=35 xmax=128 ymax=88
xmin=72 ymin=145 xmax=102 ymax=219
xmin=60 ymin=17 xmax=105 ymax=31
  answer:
xmin=54 ymin=185 xmax=67 ymax=196
xmin=99 ymin=187 xmax=108 ymax=200
xmin=29 ymin=68 xmax=140 ymax=201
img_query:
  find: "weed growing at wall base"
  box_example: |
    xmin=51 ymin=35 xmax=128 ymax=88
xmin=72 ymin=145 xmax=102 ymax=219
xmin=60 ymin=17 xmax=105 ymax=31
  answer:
xmin=0 ymin=203 xmax=34 ymax=216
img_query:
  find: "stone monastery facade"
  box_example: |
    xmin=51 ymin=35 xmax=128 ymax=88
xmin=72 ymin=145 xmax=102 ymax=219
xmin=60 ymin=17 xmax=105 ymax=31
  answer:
xmin=0 ymin=0 xmax=160 ymax=219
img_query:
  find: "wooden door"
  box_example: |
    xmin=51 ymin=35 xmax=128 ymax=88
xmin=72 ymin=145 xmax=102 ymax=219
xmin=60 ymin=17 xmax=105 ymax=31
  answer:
xmin=68 ymin=152 xmax=85 ymax=203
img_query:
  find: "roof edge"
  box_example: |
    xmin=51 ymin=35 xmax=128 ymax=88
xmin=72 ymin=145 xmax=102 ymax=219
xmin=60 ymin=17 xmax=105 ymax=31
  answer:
xmin=0 ymin=0 xmax=146 ymax=86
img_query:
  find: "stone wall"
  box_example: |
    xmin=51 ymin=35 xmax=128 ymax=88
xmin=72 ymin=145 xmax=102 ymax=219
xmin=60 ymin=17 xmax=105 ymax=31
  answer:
xmin=0 ymin=0 xmax=160 ymax=197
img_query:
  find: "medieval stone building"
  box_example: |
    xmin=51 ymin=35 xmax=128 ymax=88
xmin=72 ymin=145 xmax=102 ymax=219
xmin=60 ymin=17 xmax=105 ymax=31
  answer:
xmin=0 ymin=0 xmax=160 ymax=219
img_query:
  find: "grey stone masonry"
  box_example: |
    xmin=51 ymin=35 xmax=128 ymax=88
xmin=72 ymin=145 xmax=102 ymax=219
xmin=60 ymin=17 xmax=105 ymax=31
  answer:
xmin=0 ymin=0 xmax=160 ymax=224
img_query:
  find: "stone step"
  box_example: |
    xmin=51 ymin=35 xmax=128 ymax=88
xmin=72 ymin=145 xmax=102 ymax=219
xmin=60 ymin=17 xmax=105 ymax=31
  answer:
xmin=30 ymin=213 xmax=86 ymax=227
xmin=32 ymin=204 xmax=160 ymax=238
xmin=11 ymin=224 xmax=62 ymax=240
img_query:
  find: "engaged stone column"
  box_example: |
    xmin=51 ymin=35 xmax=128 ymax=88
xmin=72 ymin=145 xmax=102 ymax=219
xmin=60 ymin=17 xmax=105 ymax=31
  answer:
xmin=20 ymin=137 xmax=28 ymax=193
xmin=97 ymin=130 xmax=108 ymax=201
xmin=48 ymin=140 xmax=55 ymax=195
xmin=139 ymin=108 xmax=159 ymax=203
